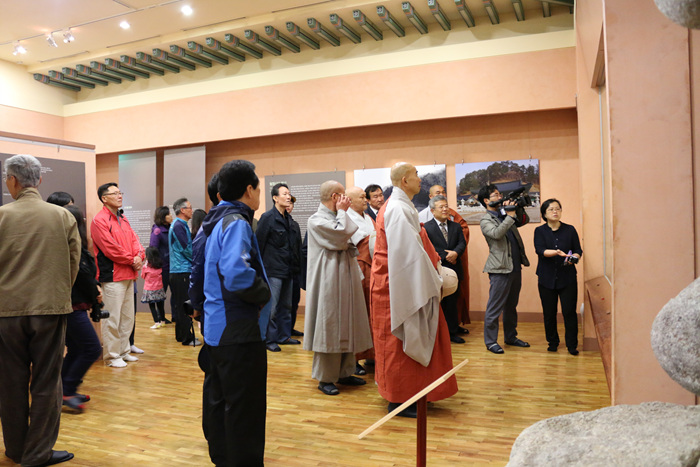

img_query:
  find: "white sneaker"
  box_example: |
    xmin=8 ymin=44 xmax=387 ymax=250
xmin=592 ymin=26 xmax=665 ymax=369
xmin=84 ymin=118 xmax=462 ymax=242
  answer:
xmin=150 ymin=323 xmax=162 ymax=329
xmin=108 ymin=358 xmax=127 ymax=368
xmin=123 ymin=354 xmax=139 ymax=362
xmin=130 ymin=345 xmax=145 ymax=354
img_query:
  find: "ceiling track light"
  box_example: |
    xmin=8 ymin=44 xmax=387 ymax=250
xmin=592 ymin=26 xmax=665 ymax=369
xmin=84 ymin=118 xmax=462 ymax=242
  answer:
xmin=482 ymin=0 xmax=500 ymax=25
xmin=13 ymin=42 xmax=27 ymax=56
xmin=511 ymin=0 xmax=525 ymax=21
xmin=76 ymin=64 xmax=122 ymax=84
xmin=34 ymin=73 xmax=80 ymax=91
xmin=188 ymin=41 xmax=229 ymax=65
xmin=533 ymin=0 xmax=573 ymax=6
xmin=224 ymin=34 xmax=263 ymax=59
xmin=153 ymin=48 xmax=196 ymax=70
xmin=90 ymin=61 xmax=136 ymax=81
xmin=542 ymin=1 xmax=551 ymax=17
xmin=46 ymin=33 xmax=58 ymax=48
xmin=136 ymin=52 xmax=180 ymax=73
xmin=352 ymin=10 xmax=382 ymax=41
xmin=265 ymin=26 xmax=300 ymax=53
xmin=205 ymin=38 xmax=245 ymax=62
xmin=376 ymin=6 xmax=405 ymax=37
xmin=329 ymin=14 xmax=361 ymax=44
xmin=48 ymin=70 xmax=95 ymax=89
xmin=62 ymin=67 xmax=108 ymax=86
xmin=307 ymin=18 xmax=340 ymax=47
xmin=454 ymin=0 xmax=476 ymax=27
xmin=401 ymin=2 xmax=428 ymax=34
xmin=121 ymin=55 xmax=164 ymax=76
xmin=63 ymin=30 xmax=75 ymax=43
xmin=170 ymin=45 xmax=212 ymax=67
xmin=428 ymin=0 xmax=451 ymax=31
xmin=244 ymin=30 xmax=282 ymax=56
xmin=106 ymin=58 xmax=150 ymax=78
xmin=286 ymin=22 xmax=320 ymax=50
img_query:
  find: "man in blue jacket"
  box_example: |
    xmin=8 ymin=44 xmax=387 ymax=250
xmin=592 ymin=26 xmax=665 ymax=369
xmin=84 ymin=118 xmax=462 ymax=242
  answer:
xmin=169 ymin=197 xmax=199 ymax=346
xmin=193 ymin=160 xmax=270 ymax=466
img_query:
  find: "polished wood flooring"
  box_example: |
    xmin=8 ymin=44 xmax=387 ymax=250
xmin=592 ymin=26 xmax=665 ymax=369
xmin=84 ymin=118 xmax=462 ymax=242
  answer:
xmin=0 ymin=314 xmax=610 ymax=466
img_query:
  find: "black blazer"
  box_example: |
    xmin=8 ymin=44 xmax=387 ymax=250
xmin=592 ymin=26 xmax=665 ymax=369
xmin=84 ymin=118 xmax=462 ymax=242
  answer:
xmin=364 ymin=206 xmax=377 ymax=221
xmin=424 ymin=218 xmax=467 ymax=280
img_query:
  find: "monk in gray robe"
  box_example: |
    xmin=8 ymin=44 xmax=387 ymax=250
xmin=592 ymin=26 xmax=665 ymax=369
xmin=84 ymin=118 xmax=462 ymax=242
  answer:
xmin=303 ymin=180 xmax=374 ymax=396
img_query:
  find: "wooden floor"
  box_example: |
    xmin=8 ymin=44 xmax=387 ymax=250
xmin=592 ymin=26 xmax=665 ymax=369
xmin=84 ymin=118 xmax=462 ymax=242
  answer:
xmin=0 ymin=314 xmax=610 ymax=467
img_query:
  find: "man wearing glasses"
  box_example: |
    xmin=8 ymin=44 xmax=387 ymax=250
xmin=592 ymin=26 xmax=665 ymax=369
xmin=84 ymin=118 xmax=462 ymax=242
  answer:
xmin=91 ymin=183 xmax=145 ymax=367
xmin=478 ymin=184 xmax=531 ymax=354
xmin=169 ymin=197 xmax=199 ymax=346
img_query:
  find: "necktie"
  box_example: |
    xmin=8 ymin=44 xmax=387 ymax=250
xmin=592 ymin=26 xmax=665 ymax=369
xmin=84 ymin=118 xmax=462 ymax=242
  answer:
xmin=440 ymin=222 xmax=448 ymax=242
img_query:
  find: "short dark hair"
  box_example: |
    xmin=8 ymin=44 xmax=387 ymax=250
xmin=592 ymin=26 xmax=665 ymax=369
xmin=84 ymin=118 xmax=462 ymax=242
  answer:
xmin=218 ymin=160 xmax=259 ymax=202
xmin=98 ymin=183 xmax=118 ymax=202
xmin=271 ymin=183 xmax=289 ymax=205
xmin=46 ymin=191 xmax=74 ymax=207
xmin=207 ymin=173 xmax=220 ymax=206
xmin=540 ymin=198 xmax=562 ymax=219
xmin=477 ymin=184 xmax=499 ymax=208
xmin=153 ymin=206 xmax=171 ymax=226
xmin=64 ymin=205 xmax=87 ymax=248
xmin=365 ymin=184 xmax=382 ymax=199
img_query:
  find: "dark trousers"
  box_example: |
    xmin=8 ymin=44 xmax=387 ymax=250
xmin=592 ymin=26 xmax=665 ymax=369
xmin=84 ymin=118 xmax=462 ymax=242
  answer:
xmin=484 ymin=270 xmax=521 ymax=345
xmin=441 ymin=283 xmax=460 ymax=335
xmin=290 ymin=276 xmax=301 ymax=331
xmin=130 ymin=286 xmax=137 ymax=346
xmin=149 ymin=301 xmax=166 ymax=322
xmin=204 ymin=342 xmax=267 ymax=467
xmin=261 ymin=277 xmax=292 ymax=344
xmin=538 ymin=282 xmax=579 ymax=350
xmin=171 ymin=273 xmax=194 ymax=343
xmin=62 ymin=310 xmax=102 ymax=396
xmin=0 ymin=315 xmax=66 ymax=466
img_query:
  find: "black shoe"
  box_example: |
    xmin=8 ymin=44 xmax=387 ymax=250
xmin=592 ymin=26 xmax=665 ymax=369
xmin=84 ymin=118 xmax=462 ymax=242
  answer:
xmin=486 ymin=343 xmax=504 ymax=354
xmin=163 ymin=319 xmax=172 ymax=324
xmin=505 ymin=338 xmax=530 ymax=348
xmin=291 ymin=329 xmax=304 ymax=337
xmin=450 ymin=334 xmax=465 ymax=344
xmin=547 ymin=344 xmax=558 ymax=352
xmin=337 ymin=376 xmax=366 ymax=386
xmin=388 ymin=402 xmax=417 ymax=418
xmin=279 ymin=338 xmax=301 ymax=345
xmin=457 ymin=326 xmax=470 ymax=335
xmin=266 ymin=343 xmax=281 ymax=352
xmin=355 ymin=362 xmax=367 ymax=375
xmin=568 ymin=348 xmax=579 ymax=356
xmin=39 ymin=450 xmax=74 ymax=466
xmin=74 ymin=393 xmax=90 ymax=403
xmin=62 ymin=396 xmax=85 ymax=414
xmin=318 ymin=382 xmax=339 ymax=395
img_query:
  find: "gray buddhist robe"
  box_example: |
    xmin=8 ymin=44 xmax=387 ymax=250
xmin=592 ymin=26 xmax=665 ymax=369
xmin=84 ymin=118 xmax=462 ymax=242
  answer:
xmin=303 ymin=204 xmax=373 ymax=354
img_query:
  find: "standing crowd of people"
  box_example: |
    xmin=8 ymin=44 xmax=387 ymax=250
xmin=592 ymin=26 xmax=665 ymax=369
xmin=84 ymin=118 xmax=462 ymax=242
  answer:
xmin=0 ymin=154 xmax=581 ymax=466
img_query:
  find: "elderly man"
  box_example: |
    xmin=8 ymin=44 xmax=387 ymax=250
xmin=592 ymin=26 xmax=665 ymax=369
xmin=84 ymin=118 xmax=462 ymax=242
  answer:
xmin=424 ymin=195 xmax=467 ymax=343
xmin=346 ymin=186 xmax=377 ymax=375
xmin=0 ymin=154 xmax=80 ymax=466
xmin=169 ymin=197 xmax=200 ymax=346
xmin=92 ymin=182 xmax=145 ymax=367
xmin=364 ymin=184 xmax=384 ymax=221
xmin=370 ymin=163 xmax=457 ymax=418
xmin=304 ymin=181 xmax=373 ymax=396
xmin=419 ymin=184 xmax=471 ymax=331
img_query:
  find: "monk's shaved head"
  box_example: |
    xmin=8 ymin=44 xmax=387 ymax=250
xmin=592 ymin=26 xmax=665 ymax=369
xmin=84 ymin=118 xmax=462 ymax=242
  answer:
xmin=319 ymin=180 xmax=344 ymax=202
xmin=429 ymin=185 xmax=446 ymax=197
xmin=346 ymin=186 xmax=364 ymax=199
xmin=390 ymin=162 xmax=415 ymax=186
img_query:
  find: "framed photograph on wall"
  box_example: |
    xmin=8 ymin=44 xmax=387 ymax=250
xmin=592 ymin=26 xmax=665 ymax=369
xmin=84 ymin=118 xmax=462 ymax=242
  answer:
xmin=354 ymin=164 xmax=446 ymax=212
xmin=455 ymin=159 xmax=541 ymax=224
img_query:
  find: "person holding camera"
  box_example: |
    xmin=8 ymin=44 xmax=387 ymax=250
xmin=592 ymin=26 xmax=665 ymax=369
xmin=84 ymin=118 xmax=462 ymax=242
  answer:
xmin=534 ymin=198 xmax=582 ymax=355
xmin=478 ymin=184 xmax=531 ymax=354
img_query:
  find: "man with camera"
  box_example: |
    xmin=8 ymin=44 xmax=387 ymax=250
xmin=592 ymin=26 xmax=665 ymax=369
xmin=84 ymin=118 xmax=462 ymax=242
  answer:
xmin=478 ymin=184 xmax=531 ymax=354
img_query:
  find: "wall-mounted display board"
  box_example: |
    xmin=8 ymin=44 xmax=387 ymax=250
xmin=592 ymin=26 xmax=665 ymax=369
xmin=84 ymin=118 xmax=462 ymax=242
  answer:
xmin=354 ymin=164 xmax=446 ymax=212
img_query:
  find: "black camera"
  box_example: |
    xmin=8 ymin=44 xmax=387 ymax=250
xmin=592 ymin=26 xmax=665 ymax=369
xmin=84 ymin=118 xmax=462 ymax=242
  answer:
xmin=565 ymin=255 xmax=579 ymax=265
xmin=89 ymin=302 xmax=110 ymax=323
xmin=183 ymin=299 xmax=195 ymax=317
xmin=490 ymin=187 xmax=532 ymax=212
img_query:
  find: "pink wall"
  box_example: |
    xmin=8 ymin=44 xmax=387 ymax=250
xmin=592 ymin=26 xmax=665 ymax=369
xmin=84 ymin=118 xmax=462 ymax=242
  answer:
xmin=0 ymin=105 xmax=64 ymax=139
xmin=64 ymin=48 xmax=576 ymax=154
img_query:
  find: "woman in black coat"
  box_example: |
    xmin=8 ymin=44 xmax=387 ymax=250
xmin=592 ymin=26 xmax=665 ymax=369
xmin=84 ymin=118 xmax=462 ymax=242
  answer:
xmin=533 ymin=199 xmax=582 ymax=355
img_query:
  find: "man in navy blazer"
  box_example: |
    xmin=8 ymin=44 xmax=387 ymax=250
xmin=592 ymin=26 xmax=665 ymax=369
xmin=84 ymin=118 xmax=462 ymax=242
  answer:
xmin=424 ymin=195 xmax=467 ymax=343
xmin=364 ymin=184 xmax=384 ymax=221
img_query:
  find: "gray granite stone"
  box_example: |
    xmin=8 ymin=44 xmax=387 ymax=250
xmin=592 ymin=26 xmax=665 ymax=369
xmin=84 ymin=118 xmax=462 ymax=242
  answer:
xmin=507 ymin=402 xmax=700 ymax=467
xmin=651 ymin=277 xmax=700 ymax=396
xmin=655 ymin=0 xmax=700 ymax=29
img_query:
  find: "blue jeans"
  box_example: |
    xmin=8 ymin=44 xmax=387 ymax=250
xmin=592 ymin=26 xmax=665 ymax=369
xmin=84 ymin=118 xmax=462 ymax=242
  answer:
xmin=62 ymin=310 xmax=102 ymax=396
xmin=258 ymin=277 xmax=292 ymax=343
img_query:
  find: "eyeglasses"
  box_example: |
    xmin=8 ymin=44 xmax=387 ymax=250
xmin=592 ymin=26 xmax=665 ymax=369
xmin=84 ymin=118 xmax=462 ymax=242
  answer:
xmin=489 ymin=192 xmax=501 ymax=199
xmin=182 ymin=206 xmax=193 ymax=210
xmin=104 ymin=191 xmax=124 ymax=197
xmin=546 ymin=207 xmax=562 ymax=212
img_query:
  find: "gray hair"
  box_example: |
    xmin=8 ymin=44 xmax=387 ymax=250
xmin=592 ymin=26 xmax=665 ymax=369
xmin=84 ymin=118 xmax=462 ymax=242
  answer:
xmin=173 ymin=197 xmax=189 ymax=215
xmin=6 ymin=154 xmax=41 ymax=188
xmin=429 ymin=195 xmax=447 ymax=210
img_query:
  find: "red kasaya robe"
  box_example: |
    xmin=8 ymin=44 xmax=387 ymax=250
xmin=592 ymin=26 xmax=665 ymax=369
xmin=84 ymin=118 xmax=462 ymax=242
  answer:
xmin=449 ymin=208 xmax=471 ymax=325
xmin=355 ymin=234 xmax=374 ymax=361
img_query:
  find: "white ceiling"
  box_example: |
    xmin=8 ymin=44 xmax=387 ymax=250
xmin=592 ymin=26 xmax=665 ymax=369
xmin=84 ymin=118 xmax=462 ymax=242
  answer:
xmin=0 ymin=0 xmax=573 ymax=91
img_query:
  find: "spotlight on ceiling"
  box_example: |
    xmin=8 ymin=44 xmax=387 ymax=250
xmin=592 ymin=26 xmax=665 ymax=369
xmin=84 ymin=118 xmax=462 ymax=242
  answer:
xmin=120 ymin=20 xmax=131 ymax=30
xmin=181 ymin=5 xmax=193 ymax=16
xmin=46 ymin=33 xmax=58 ymax=48
xmin=401 ymin=2 xmax=428 ymax=34
xmin=63 ymin=30 xmax=75 ymax=43
xmin=13 ymin=42 xmax=27 ymax=56
xmin=353 ymin=10 xmax=383 ymax=41
xmin=376 ymin=6 xmax=405 ymax=38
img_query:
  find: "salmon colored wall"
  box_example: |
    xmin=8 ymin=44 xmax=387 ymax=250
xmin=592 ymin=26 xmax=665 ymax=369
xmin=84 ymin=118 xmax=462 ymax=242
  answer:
xmin=64 ymin=48 xmax=576 ymax=155
xmin=0 ymin=105 xmax=64 ymax=140
xmin=602 ymin=0 xmax=695 ymax=404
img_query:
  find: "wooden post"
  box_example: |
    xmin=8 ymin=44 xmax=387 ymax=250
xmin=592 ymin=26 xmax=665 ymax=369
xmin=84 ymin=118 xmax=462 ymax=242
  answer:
xmin=416 ymin=396 xmax=427 ymax=467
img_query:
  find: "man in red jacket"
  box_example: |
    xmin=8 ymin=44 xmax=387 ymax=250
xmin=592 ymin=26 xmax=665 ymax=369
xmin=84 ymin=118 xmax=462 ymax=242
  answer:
xmin=91 ymin=183 xmax=145 ymax=368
